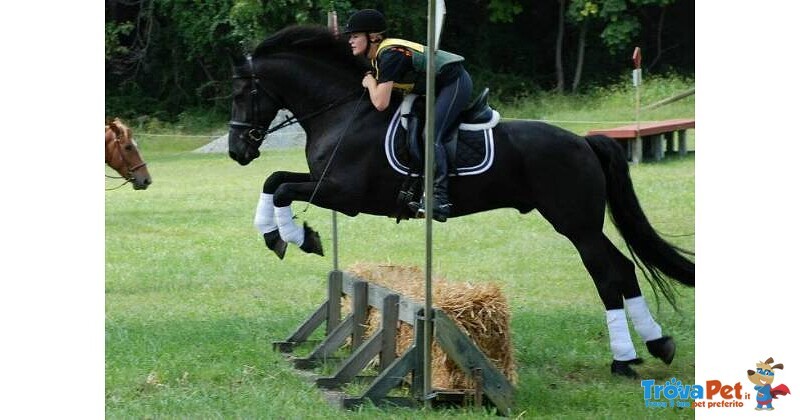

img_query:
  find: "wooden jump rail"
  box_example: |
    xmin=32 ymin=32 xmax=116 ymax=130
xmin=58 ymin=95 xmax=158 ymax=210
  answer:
xmin=586 ymin=118 xmax=695 ymax=164
xmin=273 ymin=270 xmax=514 ymax=416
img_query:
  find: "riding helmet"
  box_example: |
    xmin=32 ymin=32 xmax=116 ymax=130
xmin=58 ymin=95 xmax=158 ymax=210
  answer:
xmin=343 ymin=9 xmax=386 ymax=34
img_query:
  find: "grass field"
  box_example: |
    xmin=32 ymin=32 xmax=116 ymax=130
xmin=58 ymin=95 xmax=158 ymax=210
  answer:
xmin=107 ymin=79 xmax=695 ymax=418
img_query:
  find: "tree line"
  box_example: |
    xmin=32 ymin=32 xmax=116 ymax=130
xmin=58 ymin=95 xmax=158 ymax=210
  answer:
xmin=105 ymin=0 xmax=694 ymax=121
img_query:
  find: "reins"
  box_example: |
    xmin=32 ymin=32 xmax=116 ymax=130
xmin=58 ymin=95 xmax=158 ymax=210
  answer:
xmin=263 ymin=89 xmax=362 ymax=134
xmin=298 ymin=89 xmax=366 ymax=214
xmin=229 ymin=55 xmax=362 ymax=144
xmin=230 ymin=89 xmax=362 ymax=147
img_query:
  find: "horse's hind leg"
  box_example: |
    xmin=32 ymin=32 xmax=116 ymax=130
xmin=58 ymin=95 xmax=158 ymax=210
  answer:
xmin=570 ymin=231 xmax=674 ymax=377
xmin=593 ymin=236 xmax=676 ymax=366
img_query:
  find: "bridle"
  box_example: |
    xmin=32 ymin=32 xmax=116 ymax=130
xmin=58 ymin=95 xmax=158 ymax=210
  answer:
xmin=105 ymin=130 xmax=147 ymax=190
xmin=227 ymin=54 xmax=368 ymax=213
xmin=228 ymin=55 xmax=362 ymax=145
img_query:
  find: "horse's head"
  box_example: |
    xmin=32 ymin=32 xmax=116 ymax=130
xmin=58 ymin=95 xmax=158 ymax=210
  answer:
xmin=105 ymin=118 xmax=152 ymax=190
xmin=227 ymin=55 xmax=281 ymax=166
xmin=228 ymin=25 xmax=369 ymax=166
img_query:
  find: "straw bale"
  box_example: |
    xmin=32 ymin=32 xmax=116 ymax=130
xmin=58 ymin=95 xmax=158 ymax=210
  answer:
xmin=343 ymin=262 xmax=517 ymax=389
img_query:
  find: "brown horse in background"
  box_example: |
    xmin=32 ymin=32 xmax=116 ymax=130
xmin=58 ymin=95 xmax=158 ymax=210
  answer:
xmin=105 ymin=118 xmax=151 ymax=190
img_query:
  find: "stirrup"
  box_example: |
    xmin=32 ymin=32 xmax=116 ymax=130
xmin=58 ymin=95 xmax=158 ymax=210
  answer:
xmin=408 ymin=198 xmax=450 ymax=222
xmin=408 ymin=199 xmax=425 ymax=218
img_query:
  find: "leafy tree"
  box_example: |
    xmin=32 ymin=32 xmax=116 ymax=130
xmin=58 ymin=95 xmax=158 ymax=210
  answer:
xmin=105 ymin=0 xmax=693 ymax=121
xmin=567 ymin=0 xmax=600 ymax=91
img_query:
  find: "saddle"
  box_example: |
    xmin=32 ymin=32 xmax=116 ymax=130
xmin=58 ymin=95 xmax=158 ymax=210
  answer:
xmin=389 ymin=88 xmax=499 ymax=177
xmin=386 ymin=88 xmax=500 ymax=220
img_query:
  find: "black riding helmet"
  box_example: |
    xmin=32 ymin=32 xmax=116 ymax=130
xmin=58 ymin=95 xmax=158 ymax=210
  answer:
xmin=343 ymin=9 xmax=386 ymax=34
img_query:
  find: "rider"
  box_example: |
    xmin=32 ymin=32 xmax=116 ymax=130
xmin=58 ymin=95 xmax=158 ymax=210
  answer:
xmin=343 ymin=9 xmax=473 ymax=222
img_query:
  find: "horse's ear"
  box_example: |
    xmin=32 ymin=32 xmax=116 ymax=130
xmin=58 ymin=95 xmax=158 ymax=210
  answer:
xmin=222 ymin=41 xmax=248 ymax=69
xmin=108 ymin=118 xmax=122 ymax=136
xmin=772 ymin=363 xmax=784 ymax=370
xmin=765 ymin=357 xmax=774 ymax=364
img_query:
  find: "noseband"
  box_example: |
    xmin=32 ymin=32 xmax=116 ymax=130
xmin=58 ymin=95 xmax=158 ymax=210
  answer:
xmin=229 ymin=55 xmax=363 ymax=145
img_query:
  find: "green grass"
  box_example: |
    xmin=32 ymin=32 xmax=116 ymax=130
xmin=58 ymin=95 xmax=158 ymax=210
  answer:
xmin=107 ymin=78 xmax=695 ymax=418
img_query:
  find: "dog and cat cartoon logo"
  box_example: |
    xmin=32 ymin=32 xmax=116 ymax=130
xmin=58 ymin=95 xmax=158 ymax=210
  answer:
xmin=641 ymin=356 xmax=792 ymax=410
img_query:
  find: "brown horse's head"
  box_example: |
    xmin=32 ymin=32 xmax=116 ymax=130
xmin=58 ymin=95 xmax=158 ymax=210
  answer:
xmin=105 ymin=118 xmax=152 ymax=190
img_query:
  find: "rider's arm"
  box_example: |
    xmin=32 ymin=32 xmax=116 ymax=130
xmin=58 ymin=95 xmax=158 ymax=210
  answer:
xmin=362 ymin=74 xmax=393 ymax=111
xmin=362 ymin=47 xmax=410 ymax=112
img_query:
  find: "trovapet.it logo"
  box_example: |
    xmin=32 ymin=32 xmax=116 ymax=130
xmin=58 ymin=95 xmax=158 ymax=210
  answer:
xmin=641 ymin=356 xmax=792 ymax=410
xmin=641 ymin=378 xmax=744 ymax=409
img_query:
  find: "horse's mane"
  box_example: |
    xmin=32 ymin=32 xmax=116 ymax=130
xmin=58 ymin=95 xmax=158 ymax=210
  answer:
xmin=253 ymin=25 xmax=369 ymax=75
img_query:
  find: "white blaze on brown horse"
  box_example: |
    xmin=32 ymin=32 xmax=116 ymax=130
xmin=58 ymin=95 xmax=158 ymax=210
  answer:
xmin=105 ymin=118 xmax=152 ymax=190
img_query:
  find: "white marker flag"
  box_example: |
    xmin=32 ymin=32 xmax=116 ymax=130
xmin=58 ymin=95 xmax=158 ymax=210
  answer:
xmin=434 ymin=1 xmax=446 ymax=50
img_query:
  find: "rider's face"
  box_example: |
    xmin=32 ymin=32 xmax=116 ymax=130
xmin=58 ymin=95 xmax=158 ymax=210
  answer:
xmin=348 ymin=33 xmax=368 ymax=56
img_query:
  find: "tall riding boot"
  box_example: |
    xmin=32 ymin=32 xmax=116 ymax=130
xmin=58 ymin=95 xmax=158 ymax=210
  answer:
xmin=407 ymin=142 xmax=452 ymax=222
xmin=405 ymin=113 xmax=423 ymax=171
xmin=431 ymin=141 xmax=452 ymax=222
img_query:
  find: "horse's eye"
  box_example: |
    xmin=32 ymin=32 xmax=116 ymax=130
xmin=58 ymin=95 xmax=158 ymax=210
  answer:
xmin=124 ymin=144 xmax=134 ymax=151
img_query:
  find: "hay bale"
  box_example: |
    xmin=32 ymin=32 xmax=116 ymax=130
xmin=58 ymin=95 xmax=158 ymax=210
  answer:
xmin=344 ymin=262 xmax=517 ymax=389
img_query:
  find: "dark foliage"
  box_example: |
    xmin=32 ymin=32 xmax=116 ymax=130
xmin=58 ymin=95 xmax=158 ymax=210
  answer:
xmin=105 ymin=0 xmax=694 ymax=121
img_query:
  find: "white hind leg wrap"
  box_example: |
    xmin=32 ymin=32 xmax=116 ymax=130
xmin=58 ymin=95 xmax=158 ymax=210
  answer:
xmin=606 ymin=309 xmax=637 ymax=361
xmin=276 ymin=206 xmax=304 ymax=246
xmin=625 ymin=296 xmax=662 ymax=342
xmin=253 ymin=193 xmax=277 ymax=234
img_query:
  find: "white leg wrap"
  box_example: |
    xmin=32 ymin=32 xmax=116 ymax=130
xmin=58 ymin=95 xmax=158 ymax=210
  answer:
xmin=606 ymin=309 xmax=637 ymax=361
xmin=275 ymin=206 xmax=304 ymax=246
xmin=253 ymin=193 xmax=277 ymax=235
xmin=625 ymin=296 xmax=662 ymax=342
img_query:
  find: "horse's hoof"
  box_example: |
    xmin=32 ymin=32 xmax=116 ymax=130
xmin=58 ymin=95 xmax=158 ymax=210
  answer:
xmin=646 ymin=336 xmax=676 ymax=365
xmin=263 ymin=230 xmax=287 ymax=260
xmin=611 ymin=359 xmax=642 ymax=378
xmin=299 ymin=222 xmax=324 ymax=256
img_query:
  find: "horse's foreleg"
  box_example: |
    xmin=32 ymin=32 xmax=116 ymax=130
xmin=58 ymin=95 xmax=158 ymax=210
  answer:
xmin=270 ymin=179 xmax=352 ymax=257
xmin=255 ymin=172 xmax=314 ymax=258
xmin=272 ymin=205 xmax=323 ymax=255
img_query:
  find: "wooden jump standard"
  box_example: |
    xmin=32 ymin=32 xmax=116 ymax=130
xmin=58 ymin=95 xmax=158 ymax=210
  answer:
xmin=273 ymin=270 xmax=514 ymax=416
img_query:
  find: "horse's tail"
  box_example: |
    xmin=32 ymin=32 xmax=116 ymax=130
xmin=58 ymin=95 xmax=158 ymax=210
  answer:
xmin=585 ymin=134 xmax=694 ymax=306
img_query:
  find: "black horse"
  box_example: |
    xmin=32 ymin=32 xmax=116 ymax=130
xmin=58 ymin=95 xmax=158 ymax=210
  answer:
xmin=228 ymin=25 xmax=694 ymax=377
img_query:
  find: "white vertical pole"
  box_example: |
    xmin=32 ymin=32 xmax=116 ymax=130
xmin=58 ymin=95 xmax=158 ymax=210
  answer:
xmin=329 ymin=5 xmax=339 ymax=272
xmin=423 ymin=0 xmax=444 ymax=408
